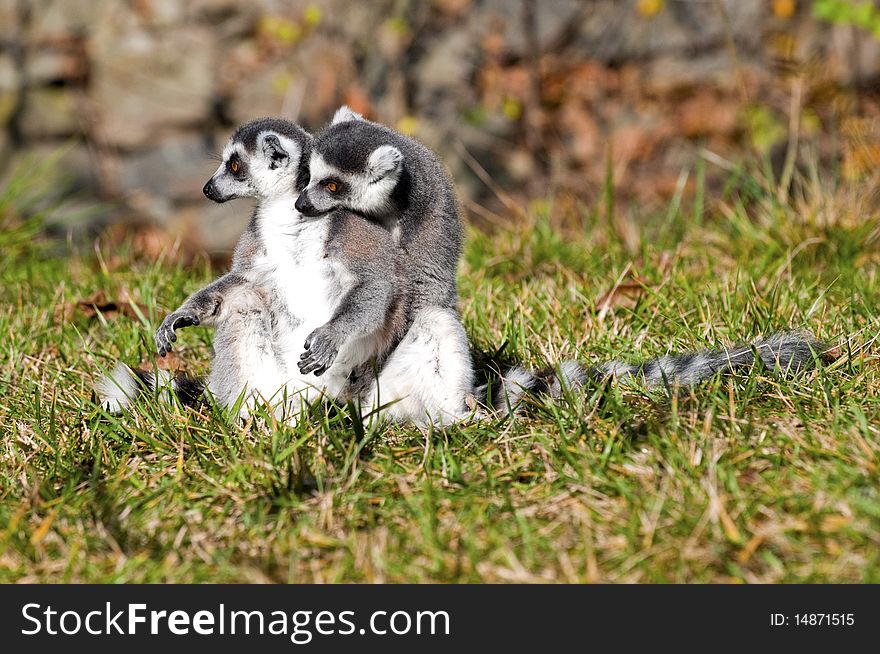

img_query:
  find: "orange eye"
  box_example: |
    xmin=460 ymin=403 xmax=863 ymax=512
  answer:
xmin=326 ymin=181 xmax=338 ymax=193
xmin=230 ymin=161 xmax=240 ymax=174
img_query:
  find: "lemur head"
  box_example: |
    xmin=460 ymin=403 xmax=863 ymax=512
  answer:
xmin=295 ymin=106 xmax=405 ymax=218
xmin=203 ymin=118 xmax=312 ymax=203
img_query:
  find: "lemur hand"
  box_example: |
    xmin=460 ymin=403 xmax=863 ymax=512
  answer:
xmin=298 ymin=325 xmax=340 ymax=376
xmin=155 ymin=311 xmax=201 ymax=356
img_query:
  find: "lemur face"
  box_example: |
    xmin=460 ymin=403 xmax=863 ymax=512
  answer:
xmin=295 ymin=146 xmax=403 ymax=218
xmin=203 ymin=118 xmax=311 ymax=204
xmin=295 ymin=108 xmax=404 ymax=218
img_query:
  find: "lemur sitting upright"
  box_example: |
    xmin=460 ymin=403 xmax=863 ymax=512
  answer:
xmin=98 ymin=117 xmax=472 ymax=426
xmin=294 ymin=106 xmax=476 ymax=419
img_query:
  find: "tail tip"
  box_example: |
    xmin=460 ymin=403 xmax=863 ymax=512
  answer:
xmin=95 ymin=363 xmax=139 ymax=413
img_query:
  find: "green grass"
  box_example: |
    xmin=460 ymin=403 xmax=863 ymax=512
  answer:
xmin=1 ymin=161 xmax=878 ymax=583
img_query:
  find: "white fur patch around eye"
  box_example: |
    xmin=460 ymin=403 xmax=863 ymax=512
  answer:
xmin=308 ymin=152 xmax=392 ymax=214
xmin=308 ymin=154 xmax=334 ymax=181
xmin=221 ymin=138 xmax=235 ymax=160
xmin=331 ymin=105 xmax=364 ymax=125
xmin=219 ymin=141 xmax=247 ymax=175
xmin=366 ymin=145 xmax=403 ymax=182
xmin=307 ymin=155 xmax=356 ymax=187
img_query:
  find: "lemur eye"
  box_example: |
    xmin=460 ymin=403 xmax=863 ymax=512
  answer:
xmin=325 ymin=181 xmax=338 ymax=193
xmin=229 ymin=160 xmax=240 ymax=174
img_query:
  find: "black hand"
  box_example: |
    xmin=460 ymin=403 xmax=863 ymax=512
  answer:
xmin=298 ymin=327 xmax=339 ymax=376
xmin=155 ymin=312 xmax=200 ymax=356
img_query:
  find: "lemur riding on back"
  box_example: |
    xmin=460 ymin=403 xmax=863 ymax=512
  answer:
xmin=297 ymin=106 xmax=463 ymax=315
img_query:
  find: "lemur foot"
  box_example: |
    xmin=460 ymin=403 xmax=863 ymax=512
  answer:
xmin=298 ymin=326 xmax=340 ymax=376
xmin=156 ymin=311 xmax=201 ymax=356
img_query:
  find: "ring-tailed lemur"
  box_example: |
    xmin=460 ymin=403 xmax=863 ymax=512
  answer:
xmin=290 ymin=107 xmax=831 ymax=417
xmin=97 ymin=117 xmax=473 ymax=426
xmin=292 ymin=106 xmax=475 ymax=419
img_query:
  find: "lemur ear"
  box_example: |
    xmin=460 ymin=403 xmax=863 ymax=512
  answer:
xmin=331 ymin=105 xmax=364 ymax=125
xmin=366 ymin=145 xmax=403 ymax=182
xmin=262 ymin=134 xmax=289 ymax=170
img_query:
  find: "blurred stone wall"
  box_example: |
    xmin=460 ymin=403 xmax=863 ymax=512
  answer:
xmin=1 ymin=0 xmax=878 ymax=251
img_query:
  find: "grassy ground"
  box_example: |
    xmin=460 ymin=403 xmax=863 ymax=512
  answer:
xmin=1 ymin=159 xmax=878 ymax=583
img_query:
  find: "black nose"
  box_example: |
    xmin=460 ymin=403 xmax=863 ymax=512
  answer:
xmin=203 ymin=179 xmax=226 ymax=203
xmin=295 ymin=193 xmax=315 ymax=215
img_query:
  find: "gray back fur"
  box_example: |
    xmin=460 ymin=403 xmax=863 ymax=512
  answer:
xmin=313 ymin=116 xmax=463 ymax=313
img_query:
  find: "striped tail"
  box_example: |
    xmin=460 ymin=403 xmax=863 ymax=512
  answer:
xmin=477 ymin=330 xmax=830 ymax=414
xmin=96 ymin=362 xmax=204 ymax=413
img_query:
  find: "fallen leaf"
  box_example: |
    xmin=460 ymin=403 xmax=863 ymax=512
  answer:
xmin=678 ymin=89 xmax=738 ymax=139
xmin=596 ymin=276 xmax=650 ymax=310
xmin=140 ymin=350 xmax=186 ymax=373
xmin=99 ymin=221 xmax=202 ymax=268
xmin=54 ymin=301 xmax=76 ymax=324
xmin=76 ymin=290 xmax=149 ymax=320
xmin=823 ymin=345 xmax=842 ymax=361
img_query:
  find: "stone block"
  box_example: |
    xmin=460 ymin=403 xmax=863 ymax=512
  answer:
xmin=20 ymin=87 xmax=81 ymax=137
xmin=91 ymin=25 xmax=216 ymax=147
xmin=115 ymin=133 xmax=216 ymax=205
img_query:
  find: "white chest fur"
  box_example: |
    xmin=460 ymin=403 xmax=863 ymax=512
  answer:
xmin=251 ymin=200 xmax=340 ymax=326
xmin=244 ymin=199 xmax=357 ymax=396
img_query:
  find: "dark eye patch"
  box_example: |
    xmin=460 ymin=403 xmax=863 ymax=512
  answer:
xmin=321 ymin=178 xmax=344 ymax=193
xmin=227 ymin=155 xmax=246 ymax=178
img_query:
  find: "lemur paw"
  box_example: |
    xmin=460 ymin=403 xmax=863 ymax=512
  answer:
xmin=298 ymin=327 xmax=339 ymax=376
xmin=155 ymin=311 xmax=201 ymax=356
